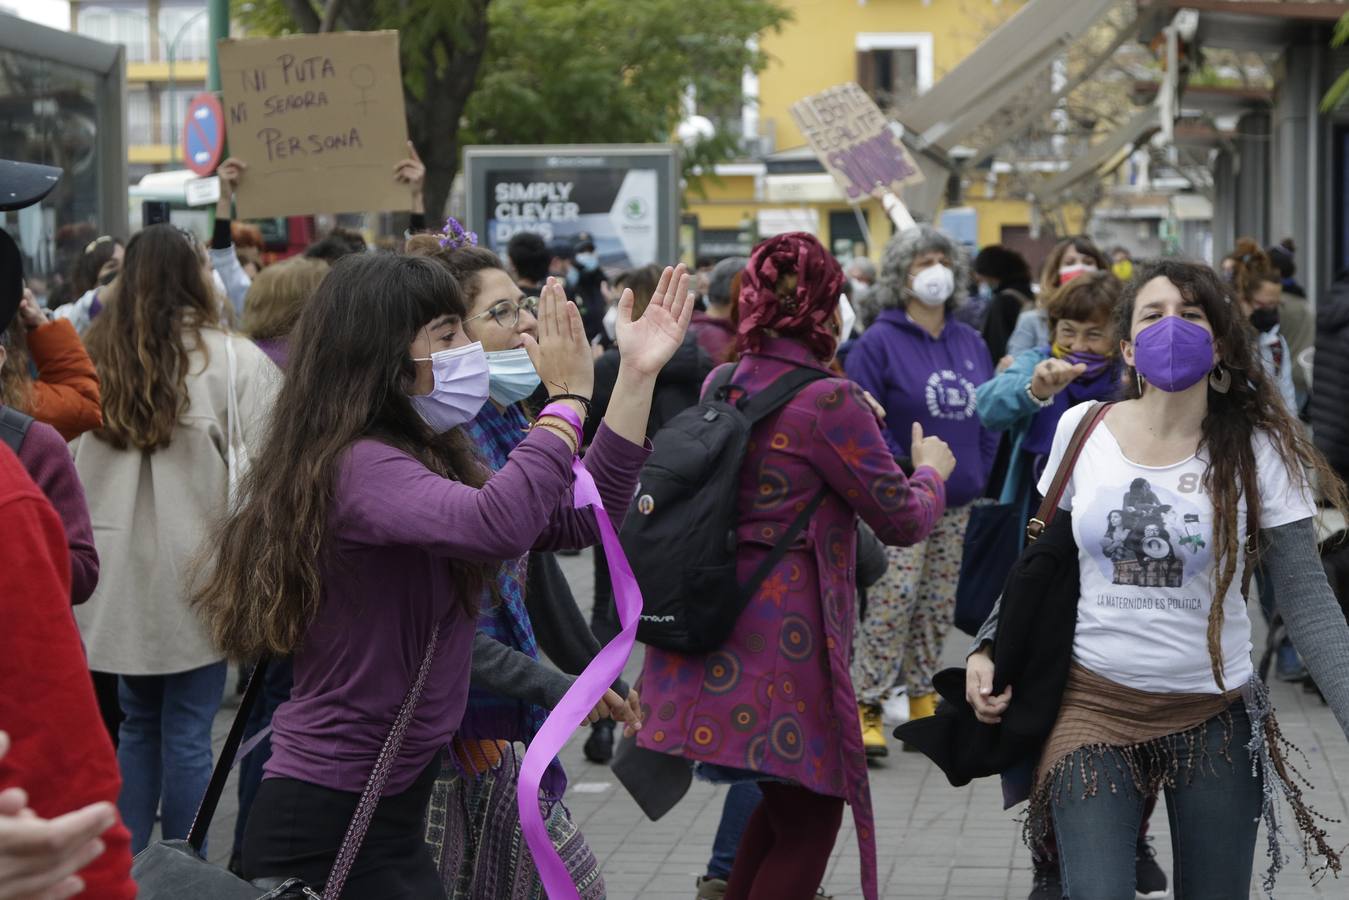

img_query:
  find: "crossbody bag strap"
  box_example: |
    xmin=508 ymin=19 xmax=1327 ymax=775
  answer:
xmin=322 ymin=624 xmax=442 ymax=899
xmin=1026 ymin=401 xmax=1113 ymax=543
xmin=187 ymin=659 xmax=269 ymax=852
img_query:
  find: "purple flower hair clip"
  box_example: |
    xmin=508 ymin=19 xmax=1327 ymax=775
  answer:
xmin=438 ymin=216 xmax=478 ymax=250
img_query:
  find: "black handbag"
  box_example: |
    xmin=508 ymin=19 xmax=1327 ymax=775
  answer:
xmin=131 ymin=626 xmax=442 ymax=899
xmin=952 ymin=499 xmax=1021 ymax=636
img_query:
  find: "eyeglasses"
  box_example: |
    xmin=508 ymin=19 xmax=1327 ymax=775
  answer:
xmin=465 ymin=295 xmax=539 ymax=330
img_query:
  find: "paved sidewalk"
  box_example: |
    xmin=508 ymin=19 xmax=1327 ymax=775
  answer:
xmin=206 ymin=548 xmax=1349 ymax=899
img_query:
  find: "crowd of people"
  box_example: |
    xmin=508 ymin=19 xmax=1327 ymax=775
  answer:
xmin=2 ymin=146 xmax=1349 ymax=900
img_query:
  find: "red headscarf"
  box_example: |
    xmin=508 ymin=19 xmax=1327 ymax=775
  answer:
xmin=736 ymin=232 xmax=845 ymax=361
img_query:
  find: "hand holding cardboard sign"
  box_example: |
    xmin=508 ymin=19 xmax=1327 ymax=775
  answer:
xmin=393 ymin=141 xmax=425 ymax=214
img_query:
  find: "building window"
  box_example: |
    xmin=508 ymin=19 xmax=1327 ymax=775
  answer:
xmin=157 ymin=85 xmax=203 ymax=146
xmin=158 ymin=2 xmax=210 ymax=62
xmin=127 ymin=89 xmax=153 ymax=145
xmin=855 ymin=33 xmax=933 ymax=113
xmin=77 ymin=5 xmax=151 ymax=63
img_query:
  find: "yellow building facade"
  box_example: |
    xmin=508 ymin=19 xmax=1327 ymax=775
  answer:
xmin=685 ymin=0 xmax=1053 ymax=260
xmin=69 ymin=0 xmax=211 ymax=179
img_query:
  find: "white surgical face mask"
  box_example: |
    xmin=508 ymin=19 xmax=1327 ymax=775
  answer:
xmin=910 ymin=264 xmax=954 ymax=307
xmin=485 ymin=347 xmax=541 ymax=406
xmin=409 ymin=342 xmax=490 ymax=432
xmin=837 ymin=294 xmax=857 ymax=343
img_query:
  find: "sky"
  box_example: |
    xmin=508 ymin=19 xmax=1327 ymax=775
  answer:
xmin=3 ymin=0 xmax=70 ymax=30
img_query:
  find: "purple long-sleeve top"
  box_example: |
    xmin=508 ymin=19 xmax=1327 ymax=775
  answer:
xmin=264 ymin=423 xmax=649 ymax=795
xmin=14 ymin=417 xmax=99 ymax=604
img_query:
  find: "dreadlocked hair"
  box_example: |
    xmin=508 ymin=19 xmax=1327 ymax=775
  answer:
xmin=1117 ymin=260 xmax=1348 ymax=690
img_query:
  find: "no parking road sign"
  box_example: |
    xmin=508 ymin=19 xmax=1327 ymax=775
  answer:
xmin=183 ymin=93 xmax=226 ymax=177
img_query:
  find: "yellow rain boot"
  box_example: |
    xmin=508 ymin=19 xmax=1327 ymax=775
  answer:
xmin=859 ymin=703 xmax=888 ymax=758
xmin=908 ymin=693 xmax=937 ymax=720
xmin=901 ymin=693 xmax=938 ymax=753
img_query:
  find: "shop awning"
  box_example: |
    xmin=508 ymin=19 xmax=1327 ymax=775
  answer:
xmin=895 ymin=0 xmax=1118 ymax=154
xmin=1035 ymin=106 xmax=1160 ymax=201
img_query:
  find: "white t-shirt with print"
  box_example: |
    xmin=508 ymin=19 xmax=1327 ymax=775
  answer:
xmin=1036 ymin=402 xmax=1315 ymax=694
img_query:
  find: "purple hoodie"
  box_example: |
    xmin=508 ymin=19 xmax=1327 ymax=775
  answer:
xmin=844 ymin=308 xmax=998 ymax=507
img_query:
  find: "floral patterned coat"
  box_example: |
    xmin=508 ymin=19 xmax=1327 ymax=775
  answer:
xmin=636 ymin=337 xmax=947 ymax=900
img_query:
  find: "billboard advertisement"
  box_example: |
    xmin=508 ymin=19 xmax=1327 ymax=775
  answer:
xmin=463 ymin=144 xmax=680 ymax=270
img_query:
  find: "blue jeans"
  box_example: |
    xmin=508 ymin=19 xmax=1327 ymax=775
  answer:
xmin=707 ymin=782 xmax=763 ymax=880
xmin=1052 ymin=702 xmax=1262 ymax=900
xmin=117 ymin=660 xmax=228 ymax=854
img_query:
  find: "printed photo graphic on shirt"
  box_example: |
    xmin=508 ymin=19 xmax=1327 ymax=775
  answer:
xmin=923 ymin=369 xmax=977 ymax=421
xmin=1090 ymin=477 xmax=1209 ymax=590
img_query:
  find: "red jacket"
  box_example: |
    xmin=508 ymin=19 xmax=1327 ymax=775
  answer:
xmin=0 ymin=442 xmax=135 ymax=898
xmin=25 ymin=318 xmax=102 ymax=441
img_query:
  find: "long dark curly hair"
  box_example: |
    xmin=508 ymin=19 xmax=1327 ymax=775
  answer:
xmin=1117 ymin=260 xmax=1347 ymax=689
xmin=194 ymin=253 xmax=490 ymax=659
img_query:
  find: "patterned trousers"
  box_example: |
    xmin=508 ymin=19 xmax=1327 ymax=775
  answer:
xmin=850 ymin=505 xmax=972 ymax=705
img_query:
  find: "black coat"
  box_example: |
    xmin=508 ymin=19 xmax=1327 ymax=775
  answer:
xmin=583 ymin=332 xmax=713 ymax=445
xmin=980 ymin=281 xmax=1034 ymax=363
xmin=893 ymin=511 xmax=1078 ymax=794
xmin=1311 ymin=274 xmax=1349 ymax=476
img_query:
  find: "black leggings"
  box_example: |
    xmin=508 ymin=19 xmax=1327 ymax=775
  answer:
xmin=241 ymin=756 xmax=444 ymax=899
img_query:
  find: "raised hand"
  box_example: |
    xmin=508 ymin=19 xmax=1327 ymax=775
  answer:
xmin=522 ymin=278 xmax=594 ymax=404
xmin=393 ymin=141 xmax=426 ymax=214
xmin=1029 ymin=358 xmax=1087 ymax=401
xmin=614 ymin=264 xmax=694 ymax=378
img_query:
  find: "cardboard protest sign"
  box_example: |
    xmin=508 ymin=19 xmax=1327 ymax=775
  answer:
xmin=217 ymin=31 xmax=409 ymax=219
xmin=789 ymin=82 xmax=924 ymax=202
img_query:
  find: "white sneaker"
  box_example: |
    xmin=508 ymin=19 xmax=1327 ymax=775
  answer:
xmin=881 ymin=687 xmax=909 ymax=726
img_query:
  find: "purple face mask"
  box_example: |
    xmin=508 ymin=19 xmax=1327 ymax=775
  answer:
xmin=1132 ymin=316 xmax=1214 ymax=392
xmin=1063 ymin=349 xmax=1111 ymax=380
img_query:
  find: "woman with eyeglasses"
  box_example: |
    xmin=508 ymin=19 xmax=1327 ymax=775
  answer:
xmin=70 ymin=224 xmax=282 ymax=853
xmin=405 ymin=232 xmax=639 ymax=897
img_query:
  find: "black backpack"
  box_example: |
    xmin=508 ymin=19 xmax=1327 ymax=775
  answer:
xmin=622 ymin=363 xmax=831 ymax=654
xmin=0 ymin=405 xmax=33 ymax=454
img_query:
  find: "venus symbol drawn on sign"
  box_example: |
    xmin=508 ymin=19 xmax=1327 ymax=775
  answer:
xmin=351 ymin=64 xmax=376 ymax=114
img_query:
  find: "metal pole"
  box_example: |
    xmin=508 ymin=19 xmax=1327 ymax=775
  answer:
xmin=208 ymin=0 xmax=228 ymax=93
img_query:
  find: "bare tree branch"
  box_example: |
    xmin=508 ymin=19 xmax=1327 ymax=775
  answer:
xmin=319 ymin=0 xmax=349 ymax=33
xmin=280 ymin=0 xmax=321 ymax=32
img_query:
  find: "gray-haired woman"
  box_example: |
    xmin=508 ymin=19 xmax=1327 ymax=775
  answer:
xmin=843 ymin=225 xmax=998 ymax=757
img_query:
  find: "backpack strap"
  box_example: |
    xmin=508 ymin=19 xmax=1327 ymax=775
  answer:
xmin=0 ymin=405 xmax=34 ymax=455
xmin=740 ymin=487 xmax=828 ymax=601
xmin=737 ymin=367 xmax=833 ymax=424
xmin=1026 ymin=401 xmax=1112 ymax=542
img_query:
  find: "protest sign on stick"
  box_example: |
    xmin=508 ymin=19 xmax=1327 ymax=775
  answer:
xmin=218 ymin=31 xmax=409 ymax=219
xmin=789 ymin=83 xmax=924 ymax=202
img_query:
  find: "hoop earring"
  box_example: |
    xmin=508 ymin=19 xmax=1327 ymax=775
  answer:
xmin=1209 ymin=364 xmax=1232 ymax=394
xmin=1135 ymin=371 xmax=1145 ymax=395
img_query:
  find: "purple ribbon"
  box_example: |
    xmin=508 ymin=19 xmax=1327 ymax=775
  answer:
xmin=517 ymin=457 xmax=641 ymax=899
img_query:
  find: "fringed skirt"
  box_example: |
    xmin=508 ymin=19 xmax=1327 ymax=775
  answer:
xmin=1028 ymin=664 xmax=1342 ymax=896
xmin=423 ymin=740 xmax=605 ymax=900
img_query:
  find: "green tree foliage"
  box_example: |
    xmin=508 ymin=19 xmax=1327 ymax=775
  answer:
xmin=1322 ymin=13 xmax=1349 ymax=113
xmin=462 ymin=0 xmax=788 ymax=193
xmin=233 ymin=0 xmax=788 ymax=216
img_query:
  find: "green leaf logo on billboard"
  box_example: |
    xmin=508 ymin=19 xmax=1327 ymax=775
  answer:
xmin=625 ymin=197 xmax=647 ymax=220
